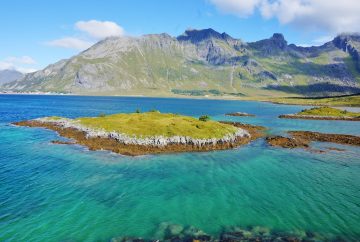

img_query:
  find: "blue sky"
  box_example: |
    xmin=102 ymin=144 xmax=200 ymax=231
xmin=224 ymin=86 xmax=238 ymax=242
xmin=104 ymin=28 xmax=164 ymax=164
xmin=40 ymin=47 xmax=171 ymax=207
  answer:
xmin=1 ymin=0 xmax=359 ymax=72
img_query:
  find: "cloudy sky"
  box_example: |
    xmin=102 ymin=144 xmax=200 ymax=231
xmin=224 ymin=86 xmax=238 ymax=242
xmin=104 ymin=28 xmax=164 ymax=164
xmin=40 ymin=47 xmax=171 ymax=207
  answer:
xmin=1 ymin=0 xmax=359 ymax=73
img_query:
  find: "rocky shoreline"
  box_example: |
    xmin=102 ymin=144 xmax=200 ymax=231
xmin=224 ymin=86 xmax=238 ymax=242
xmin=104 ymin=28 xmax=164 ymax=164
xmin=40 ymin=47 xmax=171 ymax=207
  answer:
xmin=225 ymin=112 xmax=255 ymax=117
xmin=266 ymin=130 xmax=360 ymax=150
xmin=279 ymin=114 xmax=360 ymax=121
xmin=266 ymin=136 xmax=309 ymax=149
xmin=219 ymin=121 xmax=266 ymax=140
xmin=289 ymin=131 xmax=360 ymax=146
xmin=14 ymin=118 xmax=257 ymax=156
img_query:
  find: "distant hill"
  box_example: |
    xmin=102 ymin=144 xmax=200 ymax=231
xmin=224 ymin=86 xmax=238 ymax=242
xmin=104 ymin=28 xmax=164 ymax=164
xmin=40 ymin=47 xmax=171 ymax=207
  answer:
xmin=0 ymin=69 xmax=24 ymax=86
xmin=3 ymin=29 xmax=360 ymax=97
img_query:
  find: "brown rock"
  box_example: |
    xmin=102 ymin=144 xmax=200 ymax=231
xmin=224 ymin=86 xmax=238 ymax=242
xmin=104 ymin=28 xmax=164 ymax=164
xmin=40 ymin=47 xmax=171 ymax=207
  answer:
xmin=51 ymin=140 xmax=75 ymax=145
xmin=219 ymin=121 xmax=266 ymax=140
xmin=266 ymin=136 xmax=309 ymax=149
xmin=289 ymin=131 xmax=360 ymax=146
xmin=225 ymin=112 xmax=255 ymax=117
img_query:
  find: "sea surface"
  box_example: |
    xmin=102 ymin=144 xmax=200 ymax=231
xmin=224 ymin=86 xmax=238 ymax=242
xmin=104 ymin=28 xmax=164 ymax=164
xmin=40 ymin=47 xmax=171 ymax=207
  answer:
xmin=0 ymin=95 xmax=359 ymax=241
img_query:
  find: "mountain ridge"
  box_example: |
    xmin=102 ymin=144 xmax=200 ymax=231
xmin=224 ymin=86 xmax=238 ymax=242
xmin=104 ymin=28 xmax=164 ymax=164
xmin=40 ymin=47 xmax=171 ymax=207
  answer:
xmin=0 ymin=69 xmax=24 ymax=86
xmin=3 ymin=28 xmax=360 ymax=97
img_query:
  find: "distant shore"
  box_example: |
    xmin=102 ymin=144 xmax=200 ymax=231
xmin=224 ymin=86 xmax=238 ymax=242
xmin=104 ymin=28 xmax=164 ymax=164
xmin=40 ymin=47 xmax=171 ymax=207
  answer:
xmin=1 ymin=91 xmax=359 ymax=107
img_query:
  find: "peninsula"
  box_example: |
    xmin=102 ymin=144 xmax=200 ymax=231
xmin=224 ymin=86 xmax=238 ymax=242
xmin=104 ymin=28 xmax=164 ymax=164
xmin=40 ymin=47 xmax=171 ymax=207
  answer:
xmin=279 ymin=107 xmax=360 ymax=121
xmin=13 ymin=112 xmax=261 ymax=156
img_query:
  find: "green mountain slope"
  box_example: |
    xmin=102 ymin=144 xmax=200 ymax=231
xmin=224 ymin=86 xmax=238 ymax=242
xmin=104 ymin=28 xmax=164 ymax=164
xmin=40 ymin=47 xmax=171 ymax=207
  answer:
xmin=3 ymin=29 xmax=360 ymax=97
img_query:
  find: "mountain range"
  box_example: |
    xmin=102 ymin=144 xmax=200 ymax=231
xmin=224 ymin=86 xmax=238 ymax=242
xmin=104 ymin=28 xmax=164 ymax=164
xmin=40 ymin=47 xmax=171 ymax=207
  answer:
xmin=2 ymin=28 xmax=360 ymax=97
xmin=0 ymin=69 xmax=24 ymax=86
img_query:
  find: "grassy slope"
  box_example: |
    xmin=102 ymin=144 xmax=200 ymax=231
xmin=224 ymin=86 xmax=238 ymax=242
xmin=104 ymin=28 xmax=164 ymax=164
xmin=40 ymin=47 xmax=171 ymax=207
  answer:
xmin=72 ymin=112 xmax=237 ymax=139
xmin=297 ymin=107 xmax=360 ymax=117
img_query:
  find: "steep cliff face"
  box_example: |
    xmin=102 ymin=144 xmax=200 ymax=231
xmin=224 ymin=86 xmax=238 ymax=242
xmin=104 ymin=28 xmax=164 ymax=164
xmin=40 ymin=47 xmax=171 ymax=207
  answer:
xmin=248 ymin=33 xmax=288 ymax=56
xmin=3 ymin=29 xmax=360 ymax=97
xmin=333 ymin=34 xmax=360 ymax=71
xmin=177 ymin=28 xmax=246 ymax=65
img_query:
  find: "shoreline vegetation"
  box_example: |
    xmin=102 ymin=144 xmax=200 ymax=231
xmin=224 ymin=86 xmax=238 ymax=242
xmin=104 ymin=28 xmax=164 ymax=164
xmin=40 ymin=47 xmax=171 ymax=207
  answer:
xmin=13 ymin=112 xmax=266 ymax=156
xmin=267 ymin=94 xmax=360 ymax=107
xmin=279 ymin=107 xmax=360 ymax=121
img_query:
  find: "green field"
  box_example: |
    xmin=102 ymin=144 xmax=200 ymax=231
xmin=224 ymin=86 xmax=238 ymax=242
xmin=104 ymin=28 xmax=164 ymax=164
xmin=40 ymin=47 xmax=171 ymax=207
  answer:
xmin=297 ymin=107 xmax=360 ymax=117
xmin=65 ymin=112 xmax=238 ymax=139
xmin=268 ymin=94 xmax=360 ymax=107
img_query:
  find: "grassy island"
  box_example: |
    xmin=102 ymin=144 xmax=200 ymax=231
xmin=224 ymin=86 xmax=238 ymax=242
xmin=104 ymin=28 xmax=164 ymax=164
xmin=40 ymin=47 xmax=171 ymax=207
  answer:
xmin=267 ymin=94 xmax=360 ymax=107
xmin=76 ymin=112 xmax=237 ymax=139
xmin=14 ymin=112 xmax=263 ymax=156
xmin=279 ymin=107 xmax=360 ymax=121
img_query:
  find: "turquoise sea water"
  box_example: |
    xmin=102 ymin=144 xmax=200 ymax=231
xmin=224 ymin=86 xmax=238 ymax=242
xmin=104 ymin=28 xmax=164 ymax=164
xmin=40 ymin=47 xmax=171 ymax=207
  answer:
xmin=0 ymin=95 xmax=359 ymax=241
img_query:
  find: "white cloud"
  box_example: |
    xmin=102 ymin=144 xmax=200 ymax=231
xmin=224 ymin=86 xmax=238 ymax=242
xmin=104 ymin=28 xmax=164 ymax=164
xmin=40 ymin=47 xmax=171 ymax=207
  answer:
xmin=210 ymin=0 xmax=360 ymax=34
xmin=46 ymin=37 xmax=94 ymax=50
xmin=210 ymin=0 xmax=262 ymax=17
xmin=75 ymin=20 xmax=124 ymax=39
xmin=5 ymin=56 xmax=36 ymax=65
xmin=46 ymin=20 xmax=125 ymax=51
xmin=312 ymin=35 xmax=334 ymax=45
xmin=16 ymin=67 xmax=38 ymax=73
xmin=0 ymin=56 xmax=38 ymax=73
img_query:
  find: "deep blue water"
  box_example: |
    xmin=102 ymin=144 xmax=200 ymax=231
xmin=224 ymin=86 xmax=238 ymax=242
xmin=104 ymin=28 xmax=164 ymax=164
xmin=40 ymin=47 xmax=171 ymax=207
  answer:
xmin=0 ymin=95 xmax=359 ymax=241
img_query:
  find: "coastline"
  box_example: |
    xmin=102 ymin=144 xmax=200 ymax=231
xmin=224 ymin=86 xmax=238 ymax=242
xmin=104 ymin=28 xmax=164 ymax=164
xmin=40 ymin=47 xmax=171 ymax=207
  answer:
xmin=279 ymin=114 xmax=360 ymax=121
xmin=1 ymin=91 xmax=359 ymax=107
xmin=13 ymin=119 xmax=264 ymax=156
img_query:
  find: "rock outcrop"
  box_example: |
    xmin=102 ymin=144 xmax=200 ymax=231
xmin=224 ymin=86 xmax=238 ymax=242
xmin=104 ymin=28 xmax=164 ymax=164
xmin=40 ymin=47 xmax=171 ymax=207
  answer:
xmin=266 ymin=131 xmax=360 ymax=150
xmin=333 ymin=34 xmax=360 ymax=71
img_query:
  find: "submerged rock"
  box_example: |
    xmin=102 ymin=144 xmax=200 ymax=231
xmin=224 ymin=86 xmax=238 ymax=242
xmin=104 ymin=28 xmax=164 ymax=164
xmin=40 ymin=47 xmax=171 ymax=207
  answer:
xmin=109 ymin=224 xmax=337 ymax=242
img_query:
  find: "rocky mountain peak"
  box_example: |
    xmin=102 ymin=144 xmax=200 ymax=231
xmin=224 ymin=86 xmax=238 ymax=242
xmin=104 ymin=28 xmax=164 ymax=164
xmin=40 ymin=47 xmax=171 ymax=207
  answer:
xmin=270 ymin=33 xmax=287 ymax=49
xmin=333 ymin=33 xmax=360 ymax=71
xmin=248 ymin=33 xmax=288 ymax=55
xmin=177 ymin=28 xmax=233 ymax=43
xmin=333 ymin=34 xmax=360 ymax=49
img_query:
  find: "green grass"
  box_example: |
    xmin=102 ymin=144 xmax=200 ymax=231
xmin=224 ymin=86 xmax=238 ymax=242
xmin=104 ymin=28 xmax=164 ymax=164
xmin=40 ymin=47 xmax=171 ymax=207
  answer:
xmin=269 ymin=95 xmax=360 ymax=107
xmin=73 ymin=112 xmax=237 ymax=139
xmin=44 ymin=116 xmax=63 ymax=120
xmin=297 ymin=107 xmax=360 ymax=117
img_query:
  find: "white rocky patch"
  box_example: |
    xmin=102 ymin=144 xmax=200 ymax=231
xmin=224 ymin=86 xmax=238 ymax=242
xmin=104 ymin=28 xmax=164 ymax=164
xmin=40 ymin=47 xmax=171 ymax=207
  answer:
xmin=36 ymin=117 xmax=250 ymax=147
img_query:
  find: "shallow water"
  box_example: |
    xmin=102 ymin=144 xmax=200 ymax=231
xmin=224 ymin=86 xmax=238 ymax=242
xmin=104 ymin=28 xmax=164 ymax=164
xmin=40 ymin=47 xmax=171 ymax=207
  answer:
xmin=0 ymin=95 xmax=359 ymax=241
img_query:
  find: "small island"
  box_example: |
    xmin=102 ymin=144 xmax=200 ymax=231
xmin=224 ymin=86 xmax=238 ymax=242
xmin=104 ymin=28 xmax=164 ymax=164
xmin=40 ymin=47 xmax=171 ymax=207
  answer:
xmin=279 ymin=107 xmax=360 ymax=121
xmin=225 ymin=112 xmax=255 ymax=117
xmin=13 ymin=111 xmax=261 ymax=156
